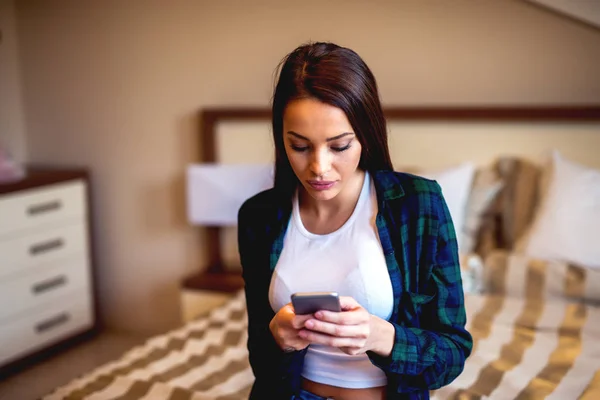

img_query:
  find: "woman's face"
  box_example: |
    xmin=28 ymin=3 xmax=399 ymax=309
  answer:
xmin=282 ymin=98 xmax=363 ymax=202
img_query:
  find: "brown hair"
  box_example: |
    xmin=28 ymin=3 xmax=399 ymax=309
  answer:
xmin=271 ymin=41 xmax=393 ymax=199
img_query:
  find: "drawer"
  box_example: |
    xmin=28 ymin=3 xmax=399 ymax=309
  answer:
xmin=0 ymin=222 xmax=89 ymax=280
xmin=0 ymin=256 xmax=91 ymax=323
xmin=0 ymin=289 xmax=93 ymax=366
xmin=0 ymin=180 xmax=86 ymax=237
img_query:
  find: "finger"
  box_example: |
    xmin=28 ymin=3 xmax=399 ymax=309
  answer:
xmin=291 ymin=313 xmax=314 ymax=329
xmin=278 ymin=304 xmax=311 ymax=329
xmin=280 ymin=304 xmax=296 ymax=317
xmin=304 ymin=319 xmax=368 ymax=338
xmin=288 ymin=337 xmax=311 ymax=350
xmin=314 ymin=308 xmax=369 ymax=325
xmin=277 ymin=327 xmax=310 ymax=347
xmin=299 ymin=329 xmax=365 ymax=348
xmin=279 ymin=339 xmax=310 ymax=352
xmin=339 ymin=296 xmax=361 ymax=311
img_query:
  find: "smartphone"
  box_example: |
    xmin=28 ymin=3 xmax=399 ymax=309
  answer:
xmin=291 ymin=291 xmax=341 ymax=315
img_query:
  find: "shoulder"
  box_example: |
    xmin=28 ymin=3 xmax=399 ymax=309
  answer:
xmin=239 ymin=187 xmax=279 ymax=214
xmin=373 ymin=170 xmax=442 ymax=199
xmin=373 ymin=170 xmax=448 ymax=221
xmin=238 ymin=188 xmax=290 ymax=231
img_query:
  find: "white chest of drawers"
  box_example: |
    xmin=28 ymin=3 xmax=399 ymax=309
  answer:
xmin=0 ymin=168 xmax=97 ymax=373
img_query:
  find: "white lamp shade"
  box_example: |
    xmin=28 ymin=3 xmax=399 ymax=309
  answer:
xmin=186 ymin=163 xmax=274 ymax=226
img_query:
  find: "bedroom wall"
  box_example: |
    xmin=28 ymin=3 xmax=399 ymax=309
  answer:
xmin=0 ymin=0 xmax=27 ymax=163
xmin=14 ymin=0 xmax=600 ymax=334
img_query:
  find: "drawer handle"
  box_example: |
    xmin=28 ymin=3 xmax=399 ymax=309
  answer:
xmin=30 ymin=238 xmax=64 ymax=255
xmin=27 ymin=200 xmax=62 ymax=216
xmin=35 ymin=312 xmax=70 ymax=333
xmin=32 ymin=275 xmax=68 ymax=295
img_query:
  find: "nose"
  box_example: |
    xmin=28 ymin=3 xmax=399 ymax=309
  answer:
xmin=309 ymin=147 xmax=332 ymax=178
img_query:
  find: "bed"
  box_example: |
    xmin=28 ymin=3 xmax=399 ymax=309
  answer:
xmin=40 ymin=278 xmax=600 ymax=399
xmin=41 ymin=259 xmax=600 ymax=400
xmin=43 ymin=106 xmax=600 ymax=399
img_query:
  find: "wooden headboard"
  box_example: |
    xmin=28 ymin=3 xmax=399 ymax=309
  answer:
xmin=182 ymin=106 xmax=600 ymax=292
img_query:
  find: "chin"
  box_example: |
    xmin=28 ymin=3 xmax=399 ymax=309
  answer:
xmin=304 ymin=186 xmax=340 ymax=201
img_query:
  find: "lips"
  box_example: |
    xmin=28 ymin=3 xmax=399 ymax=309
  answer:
xmin=307 ymin=180 xmax=335 ymax=191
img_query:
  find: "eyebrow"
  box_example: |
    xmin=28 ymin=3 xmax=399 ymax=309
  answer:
xmin=286 ymin=131 xmax=354 ymax=142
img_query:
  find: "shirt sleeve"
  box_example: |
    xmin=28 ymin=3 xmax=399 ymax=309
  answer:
xmin=367 ymin=185 xmax=473 ymax=390
xmin=237 ymin=200 xmax=300 ymax=398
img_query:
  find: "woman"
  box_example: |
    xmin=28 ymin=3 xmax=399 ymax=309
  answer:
xmin=237 ymin=42 xmax=472 ymax=400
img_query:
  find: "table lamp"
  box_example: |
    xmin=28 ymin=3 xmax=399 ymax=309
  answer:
xmin=183 ymin=163 xmax=273 ymax=291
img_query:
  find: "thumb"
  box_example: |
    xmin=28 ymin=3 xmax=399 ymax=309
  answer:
xmin=280 ymin=304 xmax=297 ymax=321
xmin=339 ymin=296 xmax=361 ymax=311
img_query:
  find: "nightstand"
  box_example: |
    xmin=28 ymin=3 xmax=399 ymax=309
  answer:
xmin=0 ymin=167 xmax=98 ymax=375
xmin=180 ymin=270 xmax=244 ymax=323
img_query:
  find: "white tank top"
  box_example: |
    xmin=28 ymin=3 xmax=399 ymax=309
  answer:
xmin=269 ymin=171 xmax=394 ymax=389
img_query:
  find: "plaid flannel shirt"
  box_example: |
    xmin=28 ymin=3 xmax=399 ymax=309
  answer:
xmin=238 ymin=170 xmax=473 ymax=399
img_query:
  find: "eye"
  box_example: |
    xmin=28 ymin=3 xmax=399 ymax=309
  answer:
xmin=331 ymin=143 xmax=351 ymax=152
xmin=290 ymin=144 xmax=309 ymax=152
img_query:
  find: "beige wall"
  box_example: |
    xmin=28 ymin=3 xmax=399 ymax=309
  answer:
xmin=14 ymin=0 xmax=600 ymax=334
xmin=0 ymin=0 xmax=27 ymax=162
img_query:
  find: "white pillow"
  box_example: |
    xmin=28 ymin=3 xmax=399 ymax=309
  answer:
xmin=524 ymin=151 xmax=600 ymax=269
xmin=421 ymin=163 xmax=476 ymax=252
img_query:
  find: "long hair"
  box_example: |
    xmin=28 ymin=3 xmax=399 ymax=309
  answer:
xmin=271 ymin=41 xmax=393 ymax=200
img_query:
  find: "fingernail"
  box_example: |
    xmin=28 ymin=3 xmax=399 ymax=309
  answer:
xmin=305 ymin=320 xmax=314 ymax=329
xmin=315 ymin=312 xmax=323 ymax=319
xmin=299 ymin=330 xmax=307 ymax=338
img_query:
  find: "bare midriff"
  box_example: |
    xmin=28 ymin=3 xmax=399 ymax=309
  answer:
xmin=302 ymin=378 xmax=386 ymax=400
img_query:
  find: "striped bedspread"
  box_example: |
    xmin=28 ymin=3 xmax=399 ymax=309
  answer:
xmin=431 ymin=294 xmax=600 ymax=399
xmin=44 ymin=270 xmax=600 ymax=399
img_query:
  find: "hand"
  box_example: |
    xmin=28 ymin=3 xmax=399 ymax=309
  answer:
xmin=298 ymin=296 xmax=394 ymax=357
xmin=269 ymin=303 xmax=313 ymax=352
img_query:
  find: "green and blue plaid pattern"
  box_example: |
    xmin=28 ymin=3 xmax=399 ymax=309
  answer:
xmin=238 ymin=170 xmax=473 ymax=399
